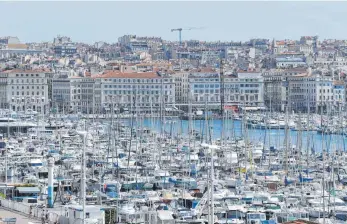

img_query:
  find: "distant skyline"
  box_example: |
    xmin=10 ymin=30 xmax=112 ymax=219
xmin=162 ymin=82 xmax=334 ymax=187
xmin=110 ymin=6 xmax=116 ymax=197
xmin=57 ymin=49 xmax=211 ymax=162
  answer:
xmin=1 ymin=1 xmax=347 ymax=44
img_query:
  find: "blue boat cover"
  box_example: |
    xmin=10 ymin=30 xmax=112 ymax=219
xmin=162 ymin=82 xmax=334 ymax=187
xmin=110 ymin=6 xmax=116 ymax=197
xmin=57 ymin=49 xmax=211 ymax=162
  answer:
xmin=261 ymin=220 xmax=276 ymax=224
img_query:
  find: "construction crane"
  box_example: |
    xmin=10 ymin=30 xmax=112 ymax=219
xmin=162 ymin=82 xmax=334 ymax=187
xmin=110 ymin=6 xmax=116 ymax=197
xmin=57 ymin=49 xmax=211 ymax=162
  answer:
xmin=171 ymin=27 xmax=204 ymax=46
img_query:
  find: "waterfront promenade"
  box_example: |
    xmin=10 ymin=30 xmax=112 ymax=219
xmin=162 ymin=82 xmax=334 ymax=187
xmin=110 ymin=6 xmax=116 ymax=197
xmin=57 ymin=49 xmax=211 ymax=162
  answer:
xmin=0 ymin=208 xmax=40 ymax=224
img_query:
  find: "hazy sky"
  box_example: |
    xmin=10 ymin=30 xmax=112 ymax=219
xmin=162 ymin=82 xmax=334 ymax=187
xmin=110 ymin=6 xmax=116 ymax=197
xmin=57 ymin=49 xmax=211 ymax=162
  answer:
xmin=2 ymin=1 xmax=347 ymax=43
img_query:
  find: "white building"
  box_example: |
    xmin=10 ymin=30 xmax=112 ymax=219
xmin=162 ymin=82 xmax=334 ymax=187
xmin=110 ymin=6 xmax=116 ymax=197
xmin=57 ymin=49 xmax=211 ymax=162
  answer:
xmin=262 ymin=68 xmax=307 ymax=111
xmin=0 ymin=36 xmax=20 ymax=45
xmin=70 ymin=77 xmax=96 ymax=113
xmin=172 ymin=72 xmax=189 ymax=106
xmin=285 ymin=72 xmax=342 ymax=112
xmin=94 ymin=71 xmax=175 ymax=113
xmin=275 ymin=57 xmax=307 ymax=68
xmin=0 ymin=43 xmax=43 ymax=59
xmin=232 ymin=72 xmax=264 ymax=107
xmin=189 ymin=71 xmax=264 ymax=110
xmin=52 ymin=76 xmax=99 ymax=114
xmin=200 ymin=51 xmax=220 ymax=65
xmin=300 ymin=44 xmax=314 ymax=56
xmin=52 ymin=76 xmax=71 ymax=113
xmin=333 ymin=81 xmax=345 ymax=111
xmin=0 ymin=69 xmax=51 ymax=113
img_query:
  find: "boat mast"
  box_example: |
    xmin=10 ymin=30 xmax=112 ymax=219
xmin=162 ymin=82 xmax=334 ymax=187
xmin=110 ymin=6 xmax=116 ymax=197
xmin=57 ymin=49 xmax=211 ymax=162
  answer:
xmin=268 ymin=93 xmax=272 ymax=169
xmin=306 ymin=100 xmax=310 ymax=176
xmin=284 ymin=107 xmax=289 ymax=175
xmin=219 ymin=58 xmax=225 ymax=143
xmin=210 ymin=145 xmax=214 ymax=224
xmin=320 ymin=79 xmax=326 ymax=224
xmin=207 ymin=144 xmax=215 ymax=224
xmin=78 ymin=131 xmax=87 ymax=224
xmin=111 ymin=98 xmax=115 ymax=176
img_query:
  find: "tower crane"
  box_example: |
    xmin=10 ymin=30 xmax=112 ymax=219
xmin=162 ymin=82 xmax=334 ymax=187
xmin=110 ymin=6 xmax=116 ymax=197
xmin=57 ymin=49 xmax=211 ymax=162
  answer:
xmin=171 ymin=27 xmax=204 ymax=46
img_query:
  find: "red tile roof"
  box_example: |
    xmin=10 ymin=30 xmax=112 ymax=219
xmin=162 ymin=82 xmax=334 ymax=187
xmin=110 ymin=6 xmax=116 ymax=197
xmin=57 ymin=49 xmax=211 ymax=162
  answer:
xmin=334 ymin=80 xmax=344 ymax=85
xmin=94 ymin=71 xmax=160 ymax=79
xmin=293 ymin=72 xmax=310 ymax=77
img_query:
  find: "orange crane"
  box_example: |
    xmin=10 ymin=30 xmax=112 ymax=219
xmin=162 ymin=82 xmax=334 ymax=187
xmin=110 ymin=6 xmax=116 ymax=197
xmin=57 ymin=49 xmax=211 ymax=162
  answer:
xmin=171 ymin=27 xmax=204 ymax=46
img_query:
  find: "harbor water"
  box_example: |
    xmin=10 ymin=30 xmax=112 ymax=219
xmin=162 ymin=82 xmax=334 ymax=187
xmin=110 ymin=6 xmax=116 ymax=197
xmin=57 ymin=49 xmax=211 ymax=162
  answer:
xmin=125 ymin=118 xmax=347 ymax=153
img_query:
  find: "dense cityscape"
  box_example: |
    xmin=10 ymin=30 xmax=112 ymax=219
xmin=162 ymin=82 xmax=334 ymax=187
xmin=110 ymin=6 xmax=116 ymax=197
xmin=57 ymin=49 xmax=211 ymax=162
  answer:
xmin=2 ymin=33 xmax=347 ymax=224
xmin=1 ymin=35 xmax=345 ymax=115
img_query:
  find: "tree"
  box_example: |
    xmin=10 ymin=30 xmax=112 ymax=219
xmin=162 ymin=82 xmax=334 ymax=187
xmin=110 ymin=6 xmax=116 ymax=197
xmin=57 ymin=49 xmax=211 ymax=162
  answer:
xmin=104 ymin=208 xmax=117 ymax=224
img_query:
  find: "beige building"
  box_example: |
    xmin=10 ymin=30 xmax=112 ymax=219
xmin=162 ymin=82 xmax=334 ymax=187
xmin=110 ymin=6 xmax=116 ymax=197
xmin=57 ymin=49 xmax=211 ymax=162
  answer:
xmin=0 ymin=69 xmax=52 ymax=113
xmin=94 ymin=71 xmax=175 ymax=113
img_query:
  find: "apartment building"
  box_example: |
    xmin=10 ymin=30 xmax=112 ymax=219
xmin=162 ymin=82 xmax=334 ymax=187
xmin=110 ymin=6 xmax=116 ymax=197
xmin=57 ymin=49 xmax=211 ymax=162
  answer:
xmin=262 ymin=68 xmax=307 ymax=111
xmin=172 ymin=72 xmax=189 ymax=108
xmin=94 ymin=71 xmax=175 ymax=113
xmin=52 ymin=76 xmax=99 ymax=114
xmin=0 ymin=69 xmax=52 ymax=113
xmin=52 ymin=76 xmax=71 ymax=113
xmin=285 ymin=73 xmax=342 ymax=112
xmin=189 ymin=71 xmax=264 ymax=109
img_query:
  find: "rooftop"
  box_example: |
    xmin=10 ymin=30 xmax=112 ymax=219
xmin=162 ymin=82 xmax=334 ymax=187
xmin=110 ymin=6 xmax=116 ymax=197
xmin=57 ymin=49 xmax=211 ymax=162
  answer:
xmin=275 ymin=57 xmax=304 ymax=62
xmin=1 ymin=69 xmax=51 ymax=73
xmin=94 ymin=71 xmax=161 ymax=79
xmin=7 ymin=44 xmax=27 ymax=49
xmin=293 ymin=73 xmax=311 ymax=77
xmin=334 ymin=80 xmax=344 ymax=85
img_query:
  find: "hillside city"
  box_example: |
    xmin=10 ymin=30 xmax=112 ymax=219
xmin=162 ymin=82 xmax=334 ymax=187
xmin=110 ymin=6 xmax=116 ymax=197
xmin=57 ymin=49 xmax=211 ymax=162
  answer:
xmin=0 ymin=35 xmax=344 ymax=115
xmin=2 ymin=33 xmax=347 ymax=224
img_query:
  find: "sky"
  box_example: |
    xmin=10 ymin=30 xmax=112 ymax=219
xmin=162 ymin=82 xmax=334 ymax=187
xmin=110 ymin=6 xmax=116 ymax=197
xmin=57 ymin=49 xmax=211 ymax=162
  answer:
xmin=1 ymin=1 xmax=347 ymax=44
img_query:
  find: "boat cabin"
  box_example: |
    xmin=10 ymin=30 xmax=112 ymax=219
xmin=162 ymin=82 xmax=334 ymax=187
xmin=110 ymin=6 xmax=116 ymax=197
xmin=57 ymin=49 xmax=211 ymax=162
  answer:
xmin=246 ymin=212 xmax=266 ymax=224
xmin=12 ymin=186 xmax=40 ymax=202
xmin=157 ymin=210 xmax=175 ymax=224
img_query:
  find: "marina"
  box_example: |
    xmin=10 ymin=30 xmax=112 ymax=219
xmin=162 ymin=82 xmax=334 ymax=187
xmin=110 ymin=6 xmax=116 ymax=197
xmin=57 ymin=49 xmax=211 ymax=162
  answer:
xmin=1 ymin=2 xmax=347 ymax=223
xmin=1 ymin=110 xmax=347 ymax=224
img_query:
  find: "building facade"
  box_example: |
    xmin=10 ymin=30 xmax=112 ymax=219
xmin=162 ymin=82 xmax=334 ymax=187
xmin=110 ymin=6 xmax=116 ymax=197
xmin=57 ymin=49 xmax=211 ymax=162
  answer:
xmin=52 ymin=76 xmax=71 ymax=113
xmin=54 ymin=44 xmax=77 ymax=56
xmin=95 ymin=71 xmax=175 ymax=113
xmin=189 ymin=71 xmax=264 ymax=109
xmin=52 ymin=76 xmax=98 ymax=114
xmin=285 ymin=73 xmax=342 ymax=112
xmin=172 ymin=72 xmax=189 ymax=107
xmin=0 ymin=70 xmax=52 ymax=113
xmin=262 ymin=68 xmax=307 ymax=111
